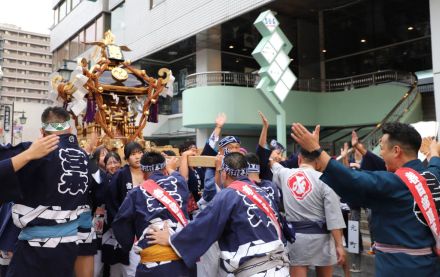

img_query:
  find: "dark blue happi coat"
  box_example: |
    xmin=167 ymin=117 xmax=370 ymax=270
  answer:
xmin=3 ymin=134 xmax=93 ymax=277
xmin=103 ymin=164 xmax=135 ymax=265
xmin=321 ymin=157 xmax=440 ymax=276
xmin=112 ymin=171 xmax=190 ymax=276
xmin=0 ymin=142 xmax=31 ymax=203
xmin=256 ymin=179 xmax=281 ymax=209
xmin=170 ymin=177 xmax=285 ymax=274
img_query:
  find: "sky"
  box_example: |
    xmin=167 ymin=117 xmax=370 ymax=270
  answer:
xmin=0 ymin=0 xmax=53 ymax=34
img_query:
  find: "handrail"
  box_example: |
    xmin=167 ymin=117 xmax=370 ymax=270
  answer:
xmin=336 ymin=73 xmax=419 ymax=160
xmin=185 ymin=71 xmax=258 ymax=89
xmin=185 ymin=70 xmax=416 ymax=92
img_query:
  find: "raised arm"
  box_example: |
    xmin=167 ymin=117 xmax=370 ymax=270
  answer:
xmin=291 ymin=122 xmax=398 ymax=207
xmin=179 ymin=148 xmax=197 ymax=181
xmin=258 ymin=111 xmax=269 ymax=148
xmin=206 ymin=113 xmax=227 ymax=151
xmin=11 ymin=134 xmax=59 ymax=172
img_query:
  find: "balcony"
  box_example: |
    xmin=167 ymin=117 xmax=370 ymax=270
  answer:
xmin=185 ymin=70 xmax=416 ymax=92
xmin=3 ymin=44 xmax=50 ymax=56
xmin=0 ymin=90 xmax=47 ymax=100
xmin=1 ymin=81 xmax=48 ymax=91
xmin=185 ymin=71 xmax=258 ymax=89
xmin=2 ymin=34 xmax=49 ymax=47
xmin=1 ymin=61 xmax=52 ymax=73
xmin=182 ymin=70 xmax=420 ymax=129
xmin=3 ymin=72 xmax=48 ymax=82
xmin=5 ymin=53 xmax=52 ymax=65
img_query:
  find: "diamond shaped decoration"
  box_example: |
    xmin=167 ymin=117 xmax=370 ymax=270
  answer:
xmin=254 ymin=10 xmax=279 ymax=36
xmin=281 ymin=69 xmax=297 ymax=89
xmin=273 ymin=81 xmax=290 ymax=102
xmin=261 ymin=42 xmax=277 ymax=64
xmin=269 ymin=32 xmax=284 ymax=52
xmin=275 ymin=51 xmax=290 ymax=71
xmin=268 ymin=62 xmax=283 ymax=82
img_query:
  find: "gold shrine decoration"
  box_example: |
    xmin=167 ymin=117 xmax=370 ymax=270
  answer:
xmin=52 ymin=30 xmax=172 ymax=145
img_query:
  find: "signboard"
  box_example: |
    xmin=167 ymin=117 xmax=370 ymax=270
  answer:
xmin=3 ymin=106 xmax=10 ymax=132
xmin=252 ymin=10 xmax=297 ymax=147
xmin=252 ymin=10 xmax=296 ymax=102
xmin=348 ymin=220 xmax=360 ymax=254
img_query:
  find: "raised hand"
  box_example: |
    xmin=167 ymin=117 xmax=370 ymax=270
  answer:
xmin=26 ymin=134 xmax=59 ymax=160
xmin=351 ymin=130 xmax=359 ymax=147
xmin=258 ymin=111 xmax=269 ymax=129
xmin=215 ymin=113 xmax=227 ymax=128
xmin=166 ymin=156 xmax=179 ymax=173
xmin=291 ymin=123 xmax=320 ymax=152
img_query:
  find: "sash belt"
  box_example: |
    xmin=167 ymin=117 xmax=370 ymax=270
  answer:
xmin=374 ymin=242 xmax=433 ymax=256
xmin=234 ymin=252 xmax=289 ymax=277
xmin=290 ymin=220 xmax=329 ymax=234
xmin=140 ymin=244 xmax=181 ymax=263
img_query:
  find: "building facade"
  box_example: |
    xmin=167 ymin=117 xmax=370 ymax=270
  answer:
xmin=0 ymin=24 xmax=52 ymax=145
xmin=50 ymin=0 xmax=436 ymax=150
xmin=0 ymin=24 xmax=52 ymax=104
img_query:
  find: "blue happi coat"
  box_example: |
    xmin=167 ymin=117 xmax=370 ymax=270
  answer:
xmin=0 ymin=142 xmax=31 ymax=203
xmin=170 ymin=177 xmax=285 ymax=274
xmin=10 ymin=134 xmax=92 ymax=244
xmin=4 ymin=134 xmax=94 ymax=277
xmin=321 ymin=157 xmax=440 ymax=276
xmin=103 ymin=164 xmax=136 ymax=265
xmin=112 ymin=170 xmax=190 ymax=276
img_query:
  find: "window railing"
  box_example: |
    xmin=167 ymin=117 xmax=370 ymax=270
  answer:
xmin=185 ymin=71 xmax=259 ymax=89
xmin=185 ymin=70 xmax=416 ymax=92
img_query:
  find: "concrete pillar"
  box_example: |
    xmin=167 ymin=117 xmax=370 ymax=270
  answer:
xmin=194 ymin=26 xmax=221 ymax=145
xmin=430 ymin=0 xmax=440 ymax=125
xmin=196 ymin=128 xmax=210 ymax=148
xmin=196 ymin=25 xmax=222 ymax=73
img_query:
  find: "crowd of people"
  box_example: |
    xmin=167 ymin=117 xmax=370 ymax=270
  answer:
xmin=0 ymin=106 xmax=439 ymax=277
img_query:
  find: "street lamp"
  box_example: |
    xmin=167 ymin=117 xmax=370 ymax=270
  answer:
xmin=58 ymin=59 xmax=76 ymax=81
xmin=18 ymin=111 xmax=27 ymax=125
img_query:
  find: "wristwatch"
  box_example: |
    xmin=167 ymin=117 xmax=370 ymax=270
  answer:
xmin=309 ymin=147 xmax=323 ymax=159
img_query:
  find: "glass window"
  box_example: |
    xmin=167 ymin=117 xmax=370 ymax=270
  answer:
xmin=54 ymin=7 xmax=59 ymax=25
xmin=79 ymin=30 xmax=85 ymax=53
xmin=59 ymin=1 xmax=67 ymax=21
xmin=111 ymin=3 xmax=125 ymax=43
xmin=85 ymin=23 xmax=96 ymax=49
xmin=69 ymin=35 xmax=79 ymax=59
xmin=66 ymin=0 xmax=72 ymax=13
xmin=96 ymin=15 xmax=104 ymax=41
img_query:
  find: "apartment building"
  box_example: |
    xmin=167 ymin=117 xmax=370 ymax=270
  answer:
xmin=0 ymin=24 xmax=52 ymax=104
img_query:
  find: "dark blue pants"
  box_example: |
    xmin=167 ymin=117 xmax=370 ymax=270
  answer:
xmin=6 ymin=241 xmax=77 ymax=277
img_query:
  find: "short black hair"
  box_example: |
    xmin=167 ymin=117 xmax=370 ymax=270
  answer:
xmin=179 ymin=141 xmax=196 ymax=155
xmin=104 ymin=151 xmax=122 ymax=165
xmin=124 ymin=141 xmax=143 ymax=160
xmin=162 ymin=150 xmax=176 ymax=156
xmin=382 ymin=122 xmax=421 ymax=155
xmin=41 ymin=106 xmax=70 ymax=123
xmin=141 ymin=151 xmax=165 ymax=167
xmin=244 ymin=152 xmax=259 ymax=165
xmin=223 ymin=152 xmax=248 ymax=173
xmin=299 ymin=147 xmax=317 ymax=162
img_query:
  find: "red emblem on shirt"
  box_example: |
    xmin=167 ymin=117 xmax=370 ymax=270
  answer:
xmin=287 ymin=171 xmax=312 ymax=200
